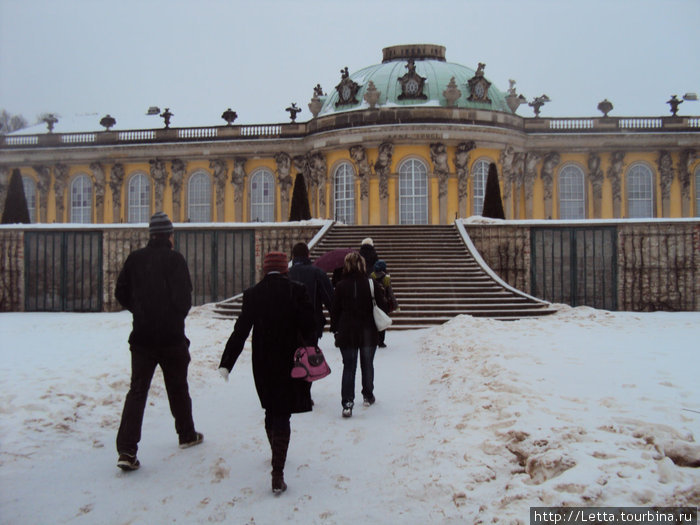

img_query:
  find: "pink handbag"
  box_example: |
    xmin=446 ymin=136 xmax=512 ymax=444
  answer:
xmin=291 ymin=346 xmax=331 ymax=382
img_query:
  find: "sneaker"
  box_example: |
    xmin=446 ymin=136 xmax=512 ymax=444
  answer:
xmin=179 ymin=432 xmax=204 ymax=449
xmin=117 ymin=453 xmax=140 ymax=471
xmin=342 ymin=401 xmax=353 ymax=418
xmin=363 ymin=395 xmax=375 ymax=407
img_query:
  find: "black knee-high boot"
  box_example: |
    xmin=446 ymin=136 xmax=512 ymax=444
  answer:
xmin=270 ymin=429 xmax=290 ymax=494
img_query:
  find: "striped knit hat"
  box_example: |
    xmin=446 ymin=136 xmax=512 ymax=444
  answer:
xmin=263 ymin=251 xmax=289 ymax=274
xmin=149 ymin=211 xmax=174 ymax=235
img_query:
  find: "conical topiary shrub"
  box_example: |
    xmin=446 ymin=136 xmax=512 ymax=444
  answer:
xmin=289 ymin=173 xmax=311 ymax=221
xmin=2 ymin=169 xmax=31 ymax=224
xmin=481 ymin=163 xmax=505 ymax=219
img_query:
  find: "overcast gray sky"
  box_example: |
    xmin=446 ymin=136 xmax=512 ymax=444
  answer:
xmin=1 ymin=0 xmax=699 ymax=128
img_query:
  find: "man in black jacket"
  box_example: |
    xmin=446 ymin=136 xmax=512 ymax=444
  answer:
xmin=114 ymin=212 xmax=202 ymax=471
xmin=288 ymin=242 xmax=333 ymax=344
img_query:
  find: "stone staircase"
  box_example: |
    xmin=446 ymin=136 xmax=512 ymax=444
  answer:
xmin=212 ymin=224 xmax=555 ymax=328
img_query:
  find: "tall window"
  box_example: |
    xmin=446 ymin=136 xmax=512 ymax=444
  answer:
xmin=250 ymin=169 xmax=275 ymax=222
xmin=334 ymin=162 xmax=355 ymax=224
xmin=695 ymin=165 xmax=700 ymax=217
xmin=22 ymin=175 xmax=36 ymax=223
xmin=558 ymin=164 xmax=586 ymax=219
xmin=188 ymin=171 xmax=212 ymax=222
xmin=472 ymin=159 xmax=489 ymax=216
xmin=70 ymin=174 xmax=93 ymax=223
xmin=127 ymin=173 xmax=150 ymax=223
xmin=627 ymin=164 xmax=654 ymax=218
xmin=399 ymin=158 xmax=428 ymax=224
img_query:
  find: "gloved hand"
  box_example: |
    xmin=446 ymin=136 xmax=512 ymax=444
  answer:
xmin=218 ymin=367 xmax=230 ymax=382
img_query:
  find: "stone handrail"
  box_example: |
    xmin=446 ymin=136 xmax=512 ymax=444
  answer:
xmin=1 ymin=110 xmax=699 ymax=148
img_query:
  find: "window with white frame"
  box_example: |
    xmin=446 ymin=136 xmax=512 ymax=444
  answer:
xmin=22 ymin=175 xmax=36 ymax=223
xmin=695 ymin=165 xmax=700 ymax=217
xmin=558 ymin=164 xmax=586 ymax=220
xmin=250 ymin=169 xmax=275 ymax=222
xmin=70 ymin=174 xmax=93 ymax=223
xmin=472 ymin=159 xmax=490 ymax=216
xmin=188 ymin=171 xmax=212 ymax=222
xmin=334 ymin=162 xmax=355 ymax=224
xmin=127 ymin=173 xmax=150 ymax=223
xmin=626 ymin=164 xmax=654 ymax=218
xmin=399 ymin=158 xmax=428 ymax=224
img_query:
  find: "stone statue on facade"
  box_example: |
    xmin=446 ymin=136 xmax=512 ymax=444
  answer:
xmin=541 ymin=152 xmax=561 ymax=219
xmin=523 ymin=153 xmax=540 ymax=218
xmin=275 ymin=152 xmax=293 ymax=219
xmin=349 ymin=145 xmax=371 ymax=200
xmin=309 ymin=152 xmax=327 ymax=215
xmin=430 ymin=143 xmax=450 ymax=199
xmin=607 ymin=151 xmax=625 ymax=217
xmin=33 ymin=165 xmax=51 ymax=223
xmin=454 ymin=141 xmax=476 ymax=204
xmin=499 ymin=146 xmax=515 ymax=201
xmin=90 ymin=162 xmax=106 ymax=223
xmin=109 ymin=163 xmax=125 ymax=222
xmin=658 ymin=150 xmax=675 ymax=217
xmin=677 ymin=149 xmax=696 ymax=216
xmin=231 ymin=158 xmax=246 ymax=221
xmin=588 ymin=153 xmax=604 ymax=218
xmin=374 ymin=142 xmax=393 ymax=200
xmin=210 ymin=159 xmax=228 ymax=222
xmin=170 ymin=159 xmax=187 ymax=221
xmin=53 ymin=164 xmax=69 ymax=222
xmin=149 ymin=159 xmax=168 ymax=212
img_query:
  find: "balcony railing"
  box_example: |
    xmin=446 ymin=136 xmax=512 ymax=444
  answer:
xmin=1 ymin=110 xmax=698 ymax=149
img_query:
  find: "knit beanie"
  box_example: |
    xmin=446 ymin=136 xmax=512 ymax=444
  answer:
xmin=149 ymin=211 xmax=173 ymax=235
xmin=361 ymin=237 xmax=373 ymax=246
xmin=374 ymin=260 xmax=387 ymax=272
xmin=263 ymin=251 xmax=289 ymax=274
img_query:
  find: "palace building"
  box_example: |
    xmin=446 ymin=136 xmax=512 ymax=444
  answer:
xmin=1 ymin=43 xmax=699 ymax=225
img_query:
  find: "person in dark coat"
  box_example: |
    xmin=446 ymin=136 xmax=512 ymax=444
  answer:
xmin=358 ymin=237 xmax=378 ymax=276
xmin=288 ymin=242 xmax=333 ymax=344
xmin=218 ymin=252 xmax=316 ymax=495
xmin=330 ymin=251 xmax=387 ymax=418
xmin=370 ymin=259 xmax=398 ymax=348
xmin=114 ymin=211 xmax=202 ymax=472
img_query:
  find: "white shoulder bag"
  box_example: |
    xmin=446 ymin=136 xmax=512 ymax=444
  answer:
xmin=369 ymin=278 xmax=392 ymax=331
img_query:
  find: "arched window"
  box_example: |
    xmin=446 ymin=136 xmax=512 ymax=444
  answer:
xmin=250 ymin=169 xmax=275 ymax=222
xmin=22 ymin=175 xmax=36 ymax=223
xmin=334 ymin=162 xmax=355 ymax=224
xmin=695 ymin=165 xmax=700 ymax=217
xmin=127 ymin=173 xmax=150 ymax=223
xmin=626 ymin=163 xmax=654 ymax=218
xmin=471 ymin=159 xmax=490 ymax=216
xmin=398 ymin=159 xmax=428 ymax=224
xmin=188 ymin=171 xmax=212 ymax=222
xmin=558 ymin=164 xmax=586 ymax=220
xmin=70 ymin=174 xmax=93 ymax=223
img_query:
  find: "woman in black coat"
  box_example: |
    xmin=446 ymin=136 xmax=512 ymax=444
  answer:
xmin=330 ymin=251 xmax=387 ymax=418
xmin=219 ymin=252 xmax=316 ymax=495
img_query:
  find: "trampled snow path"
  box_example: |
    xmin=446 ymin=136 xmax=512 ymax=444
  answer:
xmin=0 ymin=305 xmax=698 ymax=524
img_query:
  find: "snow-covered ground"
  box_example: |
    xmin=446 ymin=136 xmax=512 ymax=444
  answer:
xmin=1 ymin=305 xmax=698 ymax=524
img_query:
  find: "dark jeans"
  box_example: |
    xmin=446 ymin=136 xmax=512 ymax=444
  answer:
xmin=116 ymin=344 xmax=196 ymax=455
xmin=339 ymin=344 xmax=376 ymax=406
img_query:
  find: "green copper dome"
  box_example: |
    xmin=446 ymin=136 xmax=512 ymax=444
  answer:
xmin=318 ymin=44 xmax=513 ymax=116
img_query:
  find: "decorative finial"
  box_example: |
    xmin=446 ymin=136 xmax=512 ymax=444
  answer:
xmin=160 ymin=108 xmax=173 ymax=128
xmin=221 ymin=108 xmax=238 ymax=125
xmin=597 ymin=99 xmax=613 ymax=117
xmin=99 ymin=114 xmax=116 ymax=131
xmin=667 ymin=95 xmax=683 ymax=116
xmin=528 ymin=95 xmax=550 ymax=117
xmin=285 ymin=103 xmax=302 ymax=122
xmin=43 ymin=114 xmax=58 ymax=133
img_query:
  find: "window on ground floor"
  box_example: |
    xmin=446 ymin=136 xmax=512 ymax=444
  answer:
xmin=398 ymin=158 xmax=428 ymax=224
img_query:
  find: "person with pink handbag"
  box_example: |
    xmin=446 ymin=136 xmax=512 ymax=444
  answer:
xmin=218 ymin=252 xmax=316 ymax=495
